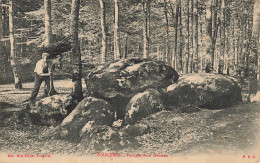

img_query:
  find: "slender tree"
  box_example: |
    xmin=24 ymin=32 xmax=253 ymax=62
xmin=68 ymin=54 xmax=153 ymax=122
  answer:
xmin=179 ymin=0 xmax=183 ymax=72
xmin=99 ymin=0 xmax=107 ymax=63
xmin=70 ymin=0 xmax=83 ymax=101
xmin=205 ymin=0 xmax=219 ymax=71
xmin=124 ymin=32 xmax=128 ymax=59
xmin=206 ymin=0 xmax=213 ymax=70
xmin=9 ymin=0 xmax=22 ymax=89
xmin=114 ymin=0 xmax=120 ymax=60
xmin=183 ymin=0 xmax=190 ymax=74
xmin=232 ymin=15 xmax=237 ymax=70
xmin=142 ymin=0 xmax=150 ymax=58
xmin=156 ymin=46 xmax=160 ymax=60
xmin=43 ymin=0 xmax=57 ymax=95
xmin=164 ymin=0 xmax=169 ymax=63
xmin=0 ymin=0 xmax=4 ymax=60
xmin=170 ymin=0 xmax=180 ymax=69
xmin=194 ymin=0 xmax=199 ymax=72
xmin=44 ymin=0 xmax=52 ymax=46
xmin=219 ymin=0 xmax=225 ymax=74
xmin=199 ymin=8 xmax=204 ymax=72
xmin=189 ymin=0 xmax=194 ymax=73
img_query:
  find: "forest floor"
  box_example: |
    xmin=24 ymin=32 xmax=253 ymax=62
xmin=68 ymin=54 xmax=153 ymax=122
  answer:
xmin=0 ymin=79 xmax=260 ymax=163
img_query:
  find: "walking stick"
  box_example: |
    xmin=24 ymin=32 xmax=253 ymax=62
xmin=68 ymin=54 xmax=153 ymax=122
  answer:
xmin=48 ymin=64 xmax=56 ymax=96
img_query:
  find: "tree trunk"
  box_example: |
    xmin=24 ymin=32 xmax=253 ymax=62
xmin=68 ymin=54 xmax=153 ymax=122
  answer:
xmin=44 ymin=0 xmax=56 ymax=95
xmin=156 ymin=46 xmax=160 ymax=60
xmin=124 ymin=33 xmax=128 ymax=59
xmin=179 ymin=0 xmax=183 ymax=73
xmin=206 ymin=0 xmax=213 ymax=71
xmin=200 ymin=13 xmax=203 ymax=72
xmin=48 ymin=64 xmax=56 ymax=96
xmin=212 ymin=1 xmax=218 ymax=72
xmin=99 ymin=0 xmax=107 ymax=63
xmin=232 ymin=16 xmax=237 ymax=70
xmin=189 ymin=0 xmax=194 ymax=73
xmin=114 ymin=0 xmax=120 ymax=60
xmin=206 ymin=0 xmax=219 ymax=72
xmin=242 ymin=4 xmax=247 ymax=73
xmin=70 ymin=0 xmax=83 ymax=101
xmin=184 ymin=0 xmax=189 ymax=74
xmin=9 ymin=0 xmax=22 ymax=89
xmin=0 ymin=0 xmax=4 ymax=61
xmin=194 ymin=0 xmax=198 ymax=72
xmin=164 ymin=0 xmax=169 ymax=63
xmin=253 ymin=0 xmax=260 ymax=85
xmin=142 ymin=0 xmax=149 ymax=59
xmin=219 ymin=0 xmax=225 ymax=74
xmin=246 ymin=1 xmax=254 ymax=77
xmin=147 ymin=0 xmax=151 ymax=53
xmin=171 ymin=0 xmax=180 ymax=69
xmin=1 ymin=3 xmax=8 ymax=76
xmin=0 ymin=0 xmax=5 ymax=80
xmin=44 ymin=0 xmax=52 ymax=46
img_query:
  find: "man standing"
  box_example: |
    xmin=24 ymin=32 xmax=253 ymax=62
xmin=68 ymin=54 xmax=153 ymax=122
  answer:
xmin=29 ymin=53 xmax=51 ymax=102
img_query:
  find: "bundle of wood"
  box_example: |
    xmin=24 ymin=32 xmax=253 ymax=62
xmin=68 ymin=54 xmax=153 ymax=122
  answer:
xmin=37 ymin=39 xmax=72 ymax=58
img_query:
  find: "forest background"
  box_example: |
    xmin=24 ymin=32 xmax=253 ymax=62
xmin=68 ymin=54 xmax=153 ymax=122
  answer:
xmin=0 ymin=0 xmax=259 ymax=89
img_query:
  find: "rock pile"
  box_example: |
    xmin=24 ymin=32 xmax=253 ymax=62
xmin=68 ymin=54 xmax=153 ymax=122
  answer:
xmin=85 ymin=58 xmax=179 ymax=119
xmin=28 ymin=58 xmax=242 ymax=151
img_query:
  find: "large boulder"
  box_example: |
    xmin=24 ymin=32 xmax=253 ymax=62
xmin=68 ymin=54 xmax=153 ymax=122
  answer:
xmin=28 ymin=95 xmax=76 ymax=126
xmin=56 ymin=97 xmax=115 ymax=141
xmin=124 ymin=88 xmax=165 ymax=125
xmin=79 ymin=122 xmax=123 ymax=151
xmin=79 ymin=122 xmax=146 ymax=151
xmin=85 ymin=58 xmax=178 ymax=118
xmin=86 ymin=58 xmax=178 ymax=98
xmin=166 ymin=73 xmax=242 ymax=109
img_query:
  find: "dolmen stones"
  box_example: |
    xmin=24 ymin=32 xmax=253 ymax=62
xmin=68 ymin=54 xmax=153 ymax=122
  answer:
xmin=85 ymin=58 xmax=179 ymax=119
xmin=166 ymin=73 xmax=242 ymax=109
xmin=34 ymin=59 xmax=243 ymax=152
xmin=27 ymin=94 xmax=77 ymax=126
xmin=45 ymin=58 xmax=179 ymax=150
xmin=85 ymin=58 xmax=179 ymax=99
xmin=124 ymin=88 xmax=165 ymax=125
xmin=56 ymin=97 xmax=115 ymax=141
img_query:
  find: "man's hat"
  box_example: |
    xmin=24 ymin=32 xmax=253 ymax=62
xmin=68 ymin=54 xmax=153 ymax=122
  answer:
xmin=42 ymin=53 xmax=50 ymax=58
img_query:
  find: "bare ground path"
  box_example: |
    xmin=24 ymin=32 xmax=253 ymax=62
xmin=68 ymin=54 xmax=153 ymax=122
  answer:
xmin=0 ymin=79 xmax=86 ymax=105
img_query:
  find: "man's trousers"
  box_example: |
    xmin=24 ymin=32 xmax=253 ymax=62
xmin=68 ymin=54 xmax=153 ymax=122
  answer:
xmin=30 ymin=73 xmax=50 ymax=101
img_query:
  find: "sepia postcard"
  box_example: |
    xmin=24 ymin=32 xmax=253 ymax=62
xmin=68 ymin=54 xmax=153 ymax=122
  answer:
xmin=0 ymin=0 xmax=260 ymax=162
